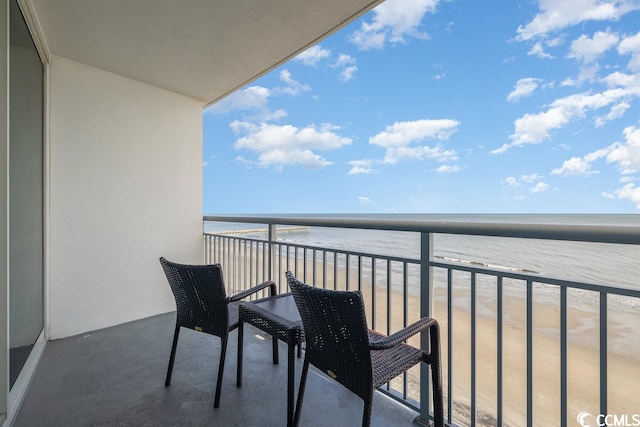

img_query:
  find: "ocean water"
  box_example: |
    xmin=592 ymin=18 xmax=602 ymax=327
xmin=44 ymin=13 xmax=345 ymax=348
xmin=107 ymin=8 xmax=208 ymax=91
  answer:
xmin=206 ymin=214 xmax=640 ymax=291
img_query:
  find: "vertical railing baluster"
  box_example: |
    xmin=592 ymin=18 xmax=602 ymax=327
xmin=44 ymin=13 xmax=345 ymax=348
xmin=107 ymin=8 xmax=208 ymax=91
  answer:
xmin=268 ymin=224 xmax=275 ymax=282
xmin=418 ymin=231 xmax=434 ymax=426
xmin=242 ymin=239 xmax=247 ymax=290
xmin=386 ymin=259 xmax=391 ymax=337
xmin=471 ymin=272 xmax=476 ymax=427
xmin=286 ymin=245 xmax=290 ymax=276
xmin=278 ymin=243 xmax=283 ymax=290
xmin=600 ymin=291 xmax=608 ymax=418
xmin=561 ymin=286 xmax=567 ymax=427
xmin=447 ymin=268 xmax=453 ymax=425
xmin=371 ymin=258 xmax=377 ymax=329
xmin=203 ymin=234 xmax=208 ymax=263
xmin=357 ymin=255 xmax=362 ymax=291
xmin=313 ymin=249 xmax=317 ymax=286
xmin=385 ymin=259 xmax=392 ymax=392
xmin=345 ymin=254 xmax=350 ymax=291
xmin=403 ymin=261 xmax=408 ymax=400
xmin=333 ymin=252 xmax=338 ymax=290
xmin=497 ymin=276 xmax=503 ymax=427
xmin=249 ymin=239 xmax=254 ymax=290
xmin=322 ymin=251 xmax=327 ymax=289
xmin=232 ymin=238 xmax=237 ymax=290
xmin=303 ymin=247 xmax=308 ymax=283
xmin=527 ymin=280 xmax=533 ymax=427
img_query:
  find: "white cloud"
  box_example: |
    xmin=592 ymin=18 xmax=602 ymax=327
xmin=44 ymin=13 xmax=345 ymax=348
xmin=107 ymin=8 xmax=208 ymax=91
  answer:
xmin=436 ymin=165 xmax=461 ymax=173
xmin=531 ymin=182 xmax=550 ymax=193
xmin=207 ymin=70 xmax=311 ymax=118
xmin=618 ymin=31 xmax=640 ymax=71
xmin=295 ymin=45 xmax=331 ymax=66
xmin=332 ymin=54 xmax=358 ymax=82
xmin=606 ymin=125 xmax=640 ymax=174
xmin=516 ymin=0 xmax=640 ymax=41
xmin=348 ymin=159 xmax=378 ymax=175
xmin=503 ymin=176 xmax=521 ymax=187
xmin=357 ymin=196 xmax=372 ymax=205
xmin=552 ymin=147 xmax=610 ymax=176
xmin=502 ymin=173 xmax=545 ymax=188
xmin=568 ymin=31 xmax=619 ymax=63
xmin=370 ymin=119 xmax=460 ymax=164
xmin=595 ymin=101 xmax=631 ymax=126
xmin=370 ymin=119 xmax=460 ymax=147
xmin=610 ymin=182 xmax=640 ymax=208
xmin=348 ymin=0 xmax=440 ymax=50
xmin=521 ymin=173 xmax=543 ymax=183
xmin=602 ymin=70 xmax=640 ymax=87
xmin=297 ymin=48 xmax=359 ymax=82
xmin=528 ymin=41 xmax=554 ymax=58
xmin=340 ymin=66 xmax=358 ymax=82
xmin=494 ymin=80 xmax=640 ymax=153
xmin=207 ymin=86 xmax=270 ymax=113
xmin=278 ymin=70 xmax=311 ymax=96
xmin=551 ymin=126 xmax=640 ymax=178
xmin=232 ymin=121 xmax=352 ymax=169
xmin=552 ymin=156 xmax=597 ymax=176
xmin=334 ymin=54 xmax=356 ymax=68
xmin=507 ymin=78 xmax=542 ymax=102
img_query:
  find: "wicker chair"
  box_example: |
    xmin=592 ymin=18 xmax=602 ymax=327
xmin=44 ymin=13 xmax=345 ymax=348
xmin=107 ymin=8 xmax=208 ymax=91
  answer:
xmin=286 ymin=271 xmax=444 ymax=427
xmin=160 ymin=257 xmax=276 ymax=407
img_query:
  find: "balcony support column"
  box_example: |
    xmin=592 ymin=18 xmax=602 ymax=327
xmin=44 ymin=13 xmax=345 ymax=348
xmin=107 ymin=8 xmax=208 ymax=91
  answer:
xmin=415 ymin=231 xmax=434 ymax=426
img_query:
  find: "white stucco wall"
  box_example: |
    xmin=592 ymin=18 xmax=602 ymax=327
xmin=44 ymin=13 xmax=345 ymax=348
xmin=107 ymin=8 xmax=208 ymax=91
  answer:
xmin=48 ymin=57 xmax=203 ymax=339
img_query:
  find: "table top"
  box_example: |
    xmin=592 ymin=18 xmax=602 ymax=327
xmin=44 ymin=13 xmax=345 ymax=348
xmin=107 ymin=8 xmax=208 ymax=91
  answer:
xmin=240 ymin=293 xmax=301 ymax=326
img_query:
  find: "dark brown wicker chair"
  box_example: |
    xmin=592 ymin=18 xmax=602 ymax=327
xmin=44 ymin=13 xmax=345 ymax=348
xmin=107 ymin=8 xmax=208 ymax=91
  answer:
xmin=160 ymin=257 xmax=276 ymax=407
xmin=286 ymin=271 xmax=443 ymax=427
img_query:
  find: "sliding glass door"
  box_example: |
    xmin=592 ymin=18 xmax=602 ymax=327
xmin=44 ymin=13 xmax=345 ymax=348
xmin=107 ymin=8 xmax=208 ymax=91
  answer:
xmin=9 ymin=0 xmax=44 ymax=388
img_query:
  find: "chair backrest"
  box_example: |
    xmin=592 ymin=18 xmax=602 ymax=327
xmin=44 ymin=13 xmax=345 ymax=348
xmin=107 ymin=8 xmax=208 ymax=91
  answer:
xmin=286 ymin=272 xmax=373 ymax=401
xmin=160 ymin=257 xmax=229 ymax=337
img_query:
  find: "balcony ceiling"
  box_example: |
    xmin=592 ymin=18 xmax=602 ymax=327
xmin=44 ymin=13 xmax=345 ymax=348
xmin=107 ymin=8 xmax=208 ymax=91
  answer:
xmin=29 ymin=0 xmax=383 ymax=106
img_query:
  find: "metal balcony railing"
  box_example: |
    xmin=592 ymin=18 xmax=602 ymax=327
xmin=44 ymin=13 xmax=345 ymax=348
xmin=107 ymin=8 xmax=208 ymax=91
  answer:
xmin=203 ymin=215 xmax=640 ymax=427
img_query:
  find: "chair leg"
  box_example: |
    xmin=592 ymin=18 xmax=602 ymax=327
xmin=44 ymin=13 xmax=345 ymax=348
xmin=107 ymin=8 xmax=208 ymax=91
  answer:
xmin=237 ymin=322 xmax=244 ymax=387
xmin=214 ymin=335 xmax=229 ymax=408
xmin=165 ymin=324 xmax=180 ymax=386
xmin=362 ymin=394 xmax=373 ymax=427
xmin=293 ymin=356 xmax=310 ymax=427
xmin=272 ymin=333 xmax=279 ymax=364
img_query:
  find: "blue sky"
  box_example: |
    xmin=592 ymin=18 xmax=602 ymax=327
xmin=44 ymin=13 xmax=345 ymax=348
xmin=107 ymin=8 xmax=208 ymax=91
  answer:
xmin=203 ymin=0 xmax=640 ymax=214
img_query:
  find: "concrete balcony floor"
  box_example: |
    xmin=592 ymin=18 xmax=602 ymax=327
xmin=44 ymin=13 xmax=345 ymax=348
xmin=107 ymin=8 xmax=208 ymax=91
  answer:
xmin=14 ymin=312 xmax=419 ymax=426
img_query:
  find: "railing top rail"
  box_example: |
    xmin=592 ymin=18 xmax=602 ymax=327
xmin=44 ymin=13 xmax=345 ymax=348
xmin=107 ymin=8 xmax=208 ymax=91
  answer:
xmin=203 ymin=214 xmax=640 ymax=245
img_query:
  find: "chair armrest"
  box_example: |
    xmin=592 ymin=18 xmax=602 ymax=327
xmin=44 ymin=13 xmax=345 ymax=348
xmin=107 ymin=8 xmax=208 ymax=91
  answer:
xmin=369 ymin=317 xmax=439 ymax=350
xmin=228 ymin=280 xmax=277 ymax=302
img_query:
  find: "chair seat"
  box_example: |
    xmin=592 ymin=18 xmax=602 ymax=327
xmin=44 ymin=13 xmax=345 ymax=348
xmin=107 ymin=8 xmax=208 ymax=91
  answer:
xmin=369 ymin=330 xmax=424 ymax=388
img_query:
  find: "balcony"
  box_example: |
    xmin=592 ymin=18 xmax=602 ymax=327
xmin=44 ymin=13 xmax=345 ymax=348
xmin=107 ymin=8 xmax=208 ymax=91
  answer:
xmin=13 ymin=215 xmax=640 ymax=426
